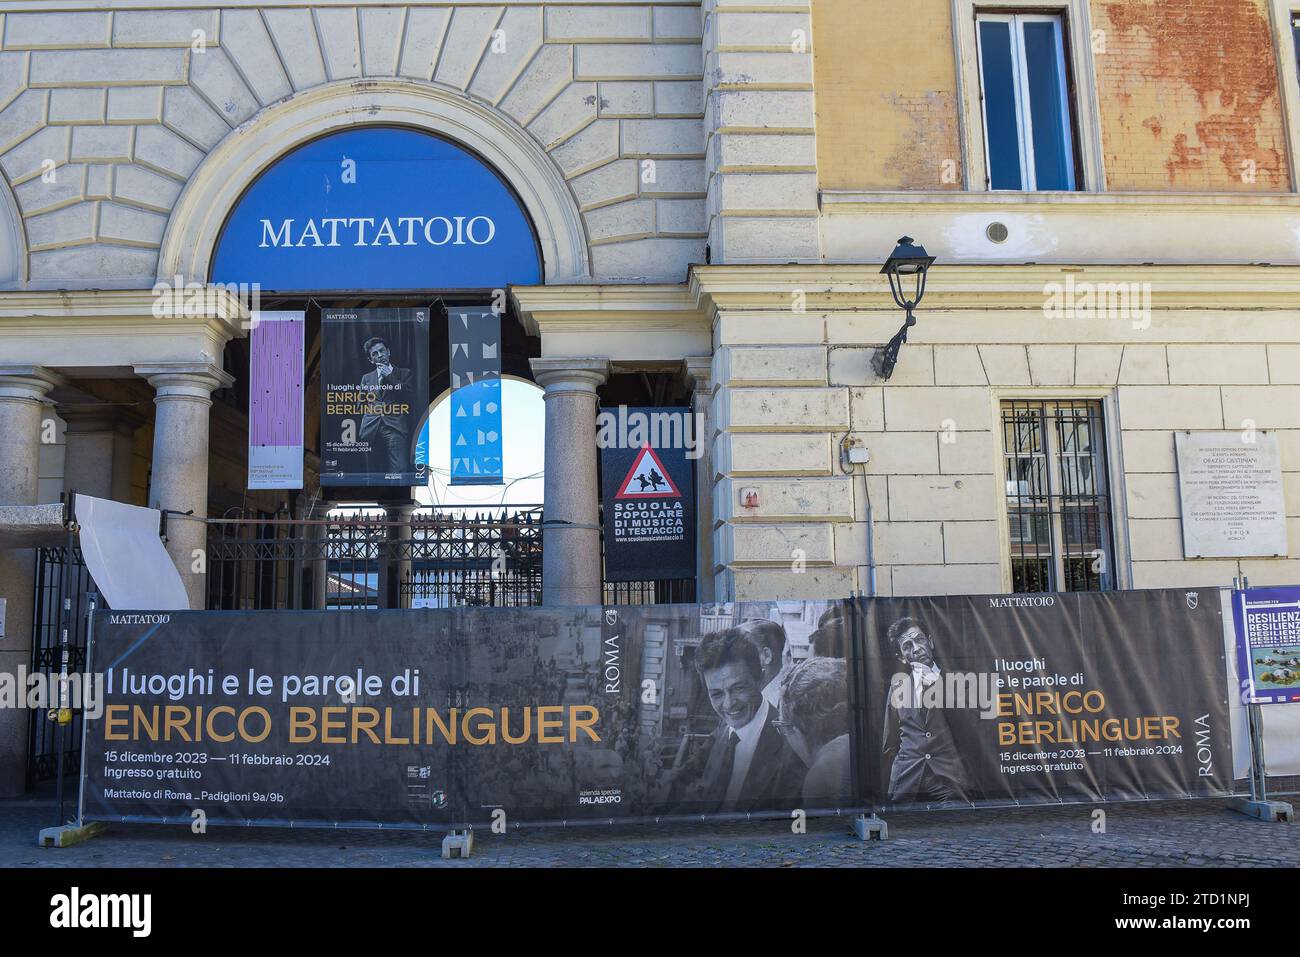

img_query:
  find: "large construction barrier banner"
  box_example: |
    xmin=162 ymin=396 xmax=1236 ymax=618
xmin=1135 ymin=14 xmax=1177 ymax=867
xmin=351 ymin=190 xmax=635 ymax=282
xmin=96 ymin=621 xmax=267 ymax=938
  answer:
xmin=858 ymin=590 xmax=1233 ymax=809
xmin=80 ymin=589 xmax=1231 ymax=828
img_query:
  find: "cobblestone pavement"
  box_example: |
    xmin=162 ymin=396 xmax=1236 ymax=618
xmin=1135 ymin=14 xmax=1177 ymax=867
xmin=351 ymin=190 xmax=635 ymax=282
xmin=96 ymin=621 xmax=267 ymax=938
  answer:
xmin=1 ymin=796 xmax=1296 ymax=867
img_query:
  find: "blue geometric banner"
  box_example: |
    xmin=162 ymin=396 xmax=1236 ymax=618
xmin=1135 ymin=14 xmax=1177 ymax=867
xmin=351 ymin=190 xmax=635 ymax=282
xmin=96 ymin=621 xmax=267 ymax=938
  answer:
xmin=449 ymin=306 xmax=503 ymax=485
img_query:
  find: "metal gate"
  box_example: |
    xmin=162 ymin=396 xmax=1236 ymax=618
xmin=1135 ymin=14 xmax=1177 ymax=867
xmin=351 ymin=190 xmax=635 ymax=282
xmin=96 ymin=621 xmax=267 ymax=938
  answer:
xmin=206 ymin=506 xmax=693 ymax=611
xmin=399 ymin=507 xmax=543 ymax=607
xmin=27 ymin=545 xmax=93 ymax=788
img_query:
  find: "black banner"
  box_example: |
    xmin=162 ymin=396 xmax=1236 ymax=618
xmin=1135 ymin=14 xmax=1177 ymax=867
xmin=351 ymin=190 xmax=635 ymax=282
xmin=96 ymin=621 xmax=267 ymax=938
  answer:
xmin=320 ymin=307 xmax=429 ymax=486
xmin=858 ymin=590 xmax=1232 ymax=808
xmin=82 ymin=601 xmax=849 ymax=825
xmin=598 ymin=406 xmax=697 ymax=582
xmin=80 ymin=590 xmax=1229 ymax=829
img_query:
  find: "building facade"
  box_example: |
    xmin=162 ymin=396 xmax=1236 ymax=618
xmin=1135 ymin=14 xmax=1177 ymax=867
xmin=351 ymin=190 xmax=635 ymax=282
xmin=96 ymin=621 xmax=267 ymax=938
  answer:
xmin=1 ymin=0 xmax=1299 ymax=648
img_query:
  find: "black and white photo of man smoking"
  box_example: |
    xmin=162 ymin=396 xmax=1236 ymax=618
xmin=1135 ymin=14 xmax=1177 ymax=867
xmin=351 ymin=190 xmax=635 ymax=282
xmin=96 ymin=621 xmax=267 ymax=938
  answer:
xmin=359 ymin=336 xmax=414 ymax=475
xmin=881 ymin=616 xmax=972 ymax=806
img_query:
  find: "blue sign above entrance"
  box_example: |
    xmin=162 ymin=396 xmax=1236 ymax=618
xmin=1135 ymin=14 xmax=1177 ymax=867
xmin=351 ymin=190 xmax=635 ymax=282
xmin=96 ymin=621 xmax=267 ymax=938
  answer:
xmin=210 ymin=127 xmax=542 ymax=291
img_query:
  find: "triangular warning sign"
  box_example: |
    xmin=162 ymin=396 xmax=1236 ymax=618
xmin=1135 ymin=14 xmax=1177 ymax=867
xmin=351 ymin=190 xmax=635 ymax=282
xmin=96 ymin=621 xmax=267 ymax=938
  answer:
xmin=615 ymin=445 xmax=680 ymax=498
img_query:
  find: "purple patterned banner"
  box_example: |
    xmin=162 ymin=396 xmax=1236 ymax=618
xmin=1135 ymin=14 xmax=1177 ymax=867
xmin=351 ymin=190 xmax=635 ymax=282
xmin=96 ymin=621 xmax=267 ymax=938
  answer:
xmin=248 ymin=310 xmax=305 ymax=490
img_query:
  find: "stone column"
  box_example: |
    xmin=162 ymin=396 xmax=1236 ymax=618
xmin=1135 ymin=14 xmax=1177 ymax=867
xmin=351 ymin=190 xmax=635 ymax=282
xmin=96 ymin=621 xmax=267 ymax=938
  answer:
xmin=60 ymin=406 xmax=142 ymax=503
xmin=530 ymin=358 xmax=608 ymax=607
xmin=311 ymin=502 xmax=330 ymax=611
xmin=683 ymin=357 xmax=716 ymax=602
xmin=389 ymin=504 xmax=417 ymax=609
xmin=0 ymin=366 xmax=61 ymax=797
xmin=137 ymin=364 xmax=233 ymax=610
xmin=298 ymin=495 xmax=330 ymax=610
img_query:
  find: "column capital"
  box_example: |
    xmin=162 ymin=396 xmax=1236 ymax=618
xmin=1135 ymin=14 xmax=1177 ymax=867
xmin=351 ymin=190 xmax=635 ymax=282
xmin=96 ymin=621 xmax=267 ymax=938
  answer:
xmin=681 ymin=356 xmax=713 ymax=393
xmin=529 ymin=357 xmax=609 ymax=395
xmin=135 ymin=362 xmax=234 ymax=400
xmin=0 ymin=365 xmax=65 ymax=403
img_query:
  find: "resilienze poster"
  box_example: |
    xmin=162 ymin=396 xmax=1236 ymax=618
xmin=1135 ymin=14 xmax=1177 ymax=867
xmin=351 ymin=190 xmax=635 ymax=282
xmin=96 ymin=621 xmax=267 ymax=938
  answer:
xmin=856 ymin=590 xmax=1233 ymax=808
xmin=80 ymin=590 xmax=1230 ymax=829
xmin=1232 ymin=586 xmax=1300 ymax=704
xmin=320 ymin=307 xmax=429 ymax=487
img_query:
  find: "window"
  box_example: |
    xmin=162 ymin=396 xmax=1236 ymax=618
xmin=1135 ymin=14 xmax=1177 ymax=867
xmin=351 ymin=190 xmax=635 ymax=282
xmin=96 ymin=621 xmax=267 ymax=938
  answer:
xmin=977 ymin=12 xmax=1079 ymax=190
xmin=1293 ymin=15 xmax=1300 ymax=83
xmin=1002 ymin=400 xmax=1115 ymax=592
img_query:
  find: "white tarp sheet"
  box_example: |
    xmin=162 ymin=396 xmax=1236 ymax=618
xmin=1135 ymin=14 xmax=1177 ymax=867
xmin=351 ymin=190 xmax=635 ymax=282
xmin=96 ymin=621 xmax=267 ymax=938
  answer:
xmin=76 ymin=494 xmax=188 ymax=610
xmin=1221 ymin=589 xmax=1300 ymax=778
xmin=1259 ymin=705 xmax=1300 ymax=777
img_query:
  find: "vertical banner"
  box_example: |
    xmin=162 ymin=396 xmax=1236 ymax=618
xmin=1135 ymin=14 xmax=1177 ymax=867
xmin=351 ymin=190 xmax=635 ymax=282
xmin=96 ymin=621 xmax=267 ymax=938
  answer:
xmin=247 ymin=310 xmax=305 ymax=490
xmin=321 ymin=307 xmax=429 ymax=486
xmin=448 ymin=306 xmax=502 ymax=485
xmin=1232 ymin=587 xmax=1300 ymax=704
xmin=599 ymin=407 xmax=697 ymax=582
xmin=856 ymin=591 xmax=1233 ymax=809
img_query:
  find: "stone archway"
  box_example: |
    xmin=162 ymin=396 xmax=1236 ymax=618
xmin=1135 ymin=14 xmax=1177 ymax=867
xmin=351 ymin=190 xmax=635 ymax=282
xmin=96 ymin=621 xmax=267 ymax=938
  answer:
xmin=0 ymin=171 xmax=25 ymax=288
xmin=158 ymin=79 xmax=591 ymax=288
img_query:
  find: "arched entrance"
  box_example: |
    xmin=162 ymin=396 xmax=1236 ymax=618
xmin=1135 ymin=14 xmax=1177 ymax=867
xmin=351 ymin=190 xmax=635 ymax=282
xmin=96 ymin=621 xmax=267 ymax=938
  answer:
xmin=0 ymin=172 xmax=24 ymax=288
xmin=204 ymin=124 xmax=548 ymax=610
xmin=209 ymin=126 xmax=543 ymax=291
xmin=189 ymin=119 xmax=695 ymax=612
xmin=158 ymin=79 xmax=590 ymax=288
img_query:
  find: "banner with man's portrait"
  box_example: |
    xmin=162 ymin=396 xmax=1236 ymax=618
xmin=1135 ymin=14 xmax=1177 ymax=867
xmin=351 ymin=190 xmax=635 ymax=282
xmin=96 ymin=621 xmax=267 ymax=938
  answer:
xmin=320 ymin=307 xmax=429 ymax=487
xmin=80 ymin=600 xmax=856 ymax=827
xmin=855 ymin=590 xmax=1233 ymax=809
xmin=78 ymin=590 xmax=1230 ymax=830
xmin=453 ymin=600 xmax=857 ymax=822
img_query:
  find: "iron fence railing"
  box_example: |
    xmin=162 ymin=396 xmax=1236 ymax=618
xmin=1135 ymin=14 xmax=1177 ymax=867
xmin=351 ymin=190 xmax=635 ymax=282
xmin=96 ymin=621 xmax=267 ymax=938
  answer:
xmin=206 ymin=507 xmax=693 ymax=610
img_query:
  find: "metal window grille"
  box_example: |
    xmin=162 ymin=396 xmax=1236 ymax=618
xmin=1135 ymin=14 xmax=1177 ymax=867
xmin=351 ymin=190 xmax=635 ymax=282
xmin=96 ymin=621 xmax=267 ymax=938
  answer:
xmin=1001 ymin=399 xmax=1116 ymax=593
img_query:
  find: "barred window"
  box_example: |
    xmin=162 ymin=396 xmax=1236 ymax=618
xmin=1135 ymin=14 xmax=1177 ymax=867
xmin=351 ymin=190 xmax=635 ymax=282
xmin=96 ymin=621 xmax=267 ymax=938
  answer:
xmin=1001 ymin=399 xmax=1115 ymax=592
